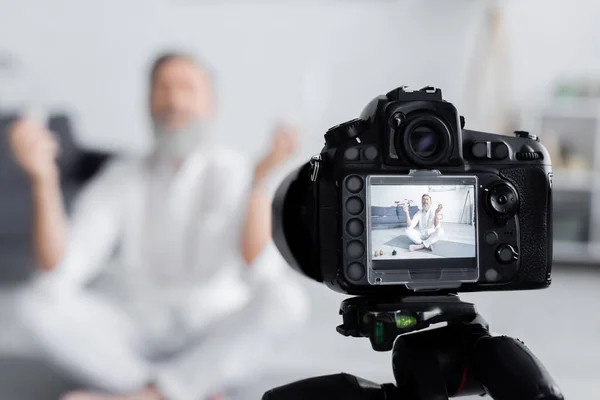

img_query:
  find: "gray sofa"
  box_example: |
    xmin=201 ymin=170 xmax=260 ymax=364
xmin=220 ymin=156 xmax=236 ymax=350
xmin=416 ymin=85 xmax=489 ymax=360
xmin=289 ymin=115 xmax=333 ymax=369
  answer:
xmin=0 ymin=113 xmax=111 ymax=399
xmin=0 ymin=113 xmax=111 ymax=283
xmin=370 ymin=205 xmax=419 ymax=229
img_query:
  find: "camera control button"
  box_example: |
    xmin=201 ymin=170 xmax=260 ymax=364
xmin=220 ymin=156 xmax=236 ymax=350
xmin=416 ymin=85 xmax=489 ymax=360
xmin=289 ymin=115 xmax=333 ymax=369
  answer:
xmin=485 ymin=231 xmax=499 ymax=245
xmin=344 ymin=147 xmax=360 ymax=161
xmin=345 ymin=176 xmax=363 ymax=193
xmin=485 ymin=269 xmax=500 ymax=282
xmin=471 ymin=142 xmax=488 ymax=158
xmin=514 ymin=130 xmax=539 ymax=141
xmin=346 ymin=197 xmax=364 ymax=215
xmin=325 ymin=118 xmax=368 ymax=146
xmin=487 ymin=183 xmax=519 ymax=216
xmin=347 ymin=263 xmax=365 ymax=281
xmin=347 ymin=241 xmax=365 ymax=259
xmin=346 ymin=219 xmax=364 ymax=237
xmin=364 ymin=146 xmax=379 ymax=161
xmin=492 ymin=143 xmax=509 ymax=160
xmin=496 ymin=244 xmax=518 ymax=264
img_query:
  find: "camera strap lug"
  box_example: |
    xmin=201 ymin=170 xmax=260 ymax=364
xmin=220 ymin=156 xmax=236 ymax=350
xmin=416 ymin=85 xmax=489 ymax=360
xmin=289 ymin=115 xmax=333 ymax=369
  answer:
xmin=310 ymin=154 xmax=321 ymax=182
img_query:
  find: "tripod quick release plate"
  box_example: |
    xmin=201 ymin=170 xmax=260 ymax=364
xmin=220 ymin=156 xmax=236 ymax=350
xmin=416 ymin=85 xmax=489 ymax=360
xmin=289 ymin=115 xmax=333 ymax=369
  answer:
xmin=336 ymin=295 xmax=481 ymax=351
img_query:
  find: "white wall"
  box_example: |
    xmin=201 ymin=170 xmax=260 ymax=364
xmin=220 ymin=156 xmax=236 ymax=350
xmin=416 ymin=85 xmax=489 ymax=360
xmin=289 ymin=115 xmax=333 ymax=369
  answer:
xmin=370 ymin=185 xmax=474 ymax=223
xmin=0 ymin=0 xmax=483 ymax=160
xmin=504 ymin=0 xmax=600 ymax=102
xmin=1 ymin=0 xmax=596 ymax=164
xmin=459 ymin=0 xmax=600 ymax=133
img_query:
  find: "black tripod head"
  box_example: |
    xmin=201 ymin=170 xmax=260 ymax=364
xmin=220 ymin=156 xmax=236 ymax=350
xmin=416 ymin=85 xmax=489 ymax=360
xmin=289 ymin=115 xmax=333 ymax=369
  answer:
xmin=263 ymin=295 xmax=564 ymax=400
xmin=336 ymin=295 xmax=480 ymax=352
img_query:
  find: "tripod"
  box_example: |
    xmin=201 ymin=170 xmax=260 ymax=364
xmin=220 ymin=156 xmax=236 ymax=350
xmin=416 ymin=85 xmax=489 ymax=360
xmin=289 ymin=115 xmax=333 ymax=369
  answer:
xmin=262 ymin=295 xmax=564 ymax=400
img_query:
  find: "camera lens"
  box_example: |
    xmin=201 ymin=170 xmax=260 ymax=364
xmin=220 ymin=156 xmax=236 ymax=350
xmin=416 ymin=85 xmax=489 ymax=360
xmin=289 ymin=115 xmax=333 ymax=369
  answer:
xmin=497 ymin=194 xmax=508 ymax=205
xmin=398 ymin=114 xmax=452 ymax=166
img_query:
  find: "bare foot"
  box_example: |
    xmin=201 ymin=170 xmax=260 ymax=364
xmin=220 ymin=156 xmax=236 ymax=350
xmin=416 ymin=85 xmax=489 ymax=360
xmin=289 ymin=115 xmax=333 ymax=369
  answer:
xmin=61 ymin=386 xmax=162 ymax=400
xmin=409 ymin=244 xmax=425 ymax=252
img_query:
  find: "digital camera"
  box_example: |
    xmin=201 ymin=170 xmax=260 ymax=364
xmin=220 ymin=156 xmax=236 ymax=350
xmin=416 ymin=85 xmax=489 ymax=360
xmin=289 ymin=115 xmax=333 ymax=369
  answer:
xmin=273 ymin=86 xmax=553 ymax=296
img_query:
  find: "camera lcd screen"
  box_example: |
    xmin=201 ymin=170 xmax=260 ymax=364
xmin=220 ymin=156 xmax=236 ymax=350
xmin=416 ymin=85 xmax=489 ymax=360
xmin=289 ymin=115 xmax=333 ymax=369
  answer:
xmin=366 ymin=175 xmax=479 ymax=285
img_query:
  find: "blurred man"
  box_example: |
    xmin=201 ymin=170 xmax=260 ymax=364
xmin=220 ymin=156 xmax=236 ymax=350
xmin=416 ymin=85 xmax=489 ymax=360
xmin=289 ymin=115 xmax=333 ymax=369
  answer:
xmin=402 ymin=194 xmax=444 ymax=251
xmin=10 ymin=53 xmax=308 ymax=400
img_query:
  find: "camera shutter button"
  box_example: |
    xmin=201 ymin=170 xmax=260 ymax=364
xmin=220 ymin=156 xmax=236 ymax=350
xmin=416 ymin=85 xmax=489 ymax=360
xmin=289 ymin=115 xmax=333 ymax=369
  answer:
xmin=514 ymin=130 xmax=539 ymax=142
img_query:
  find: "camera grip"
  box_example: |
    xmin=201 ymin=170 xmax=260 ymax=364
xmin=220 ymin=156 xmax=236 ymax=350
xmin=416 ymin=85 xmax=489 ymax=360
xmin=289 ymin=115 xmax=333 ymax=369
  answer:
xmin=470 ymin=335 xmax=564 ymax=400
xmin=261 ymin=373 xmax=399 ymax=400
xmin=500 ymin=167 xmax=551 ymax=286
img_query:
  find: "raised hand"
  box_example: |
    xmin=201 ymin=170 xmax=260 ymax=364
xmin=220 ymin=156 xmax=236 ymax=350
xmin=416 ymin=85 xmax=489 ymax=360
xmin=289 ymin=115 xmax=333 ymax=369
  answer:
xmin=8 ymin=119 xmax=59 ymax=182
xmin=254 ymin=124 xmax=299 ymax=183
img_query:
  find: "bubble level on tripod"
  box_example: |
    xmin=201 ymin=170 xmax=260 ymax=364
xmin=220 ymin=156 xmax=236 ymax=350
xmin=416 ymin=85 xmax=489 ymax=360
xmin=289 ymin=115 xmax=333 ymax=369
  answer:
xmin=375 ymin=322 xmax=385 ymax=345
xmin=395 ymin=314 xmax=417 ymax=329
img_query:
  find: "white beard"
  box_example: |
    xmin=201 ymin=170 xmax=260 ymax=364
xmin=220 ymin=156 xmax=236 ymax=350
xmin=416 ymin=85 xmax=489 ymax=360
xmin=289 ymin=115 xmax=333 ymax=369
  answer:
xmin=422 ymin=204 xmax=430 ymax=212
xmin=152 ymin=119 xmax=210 ymax=160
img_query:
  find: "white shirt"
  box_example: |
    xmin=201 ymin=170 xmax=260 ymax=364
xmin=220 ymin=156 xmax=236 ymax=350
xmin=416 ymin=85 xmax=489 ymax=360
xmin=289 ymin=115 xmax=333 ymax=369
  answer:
xmin=33 ymin=142 xmax=287 ymax=337
xmin=410 ymin=207 xmax=438 ymax=235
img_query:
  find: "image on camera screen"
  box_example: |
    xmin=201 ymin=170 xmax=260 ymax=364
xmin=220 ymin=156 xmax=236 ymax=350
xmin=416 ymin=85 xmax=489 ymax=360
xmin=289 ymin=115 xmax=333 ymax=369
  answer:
xmin=368 ymin=180 xmax=477 ymax=261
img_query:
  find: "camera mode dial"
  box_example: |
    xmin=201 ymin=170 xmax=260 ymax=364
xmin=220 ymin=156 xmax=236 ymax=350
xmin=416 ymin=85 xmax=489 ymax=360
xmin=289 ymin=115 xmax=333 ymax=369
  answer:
xmin=325 ymin=118 xmax=368 ymax=146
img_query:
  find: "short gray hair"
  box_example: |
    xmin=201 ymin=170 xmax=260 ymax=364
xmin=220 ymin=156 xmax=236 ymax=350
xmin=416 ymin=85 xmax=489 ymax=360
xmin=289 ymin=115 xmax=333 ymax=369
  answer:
xmin=149 ymin=51 xmax=215 ymax=87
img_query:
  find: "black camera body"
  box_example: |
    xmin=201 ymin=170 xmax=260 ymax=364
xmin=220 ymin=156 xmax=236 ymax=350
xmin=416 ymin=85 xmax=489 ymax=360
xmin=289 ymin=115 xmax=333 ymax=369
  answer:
xmin=273 ymin=86 xmax=553 ymax=296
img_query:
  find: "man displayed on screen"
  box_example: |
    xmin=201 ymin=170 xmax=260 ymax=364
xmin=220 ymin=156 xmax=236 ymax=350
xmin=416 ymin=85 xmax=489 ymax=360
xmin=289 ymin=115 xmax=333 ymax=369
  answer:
xmin=402 ymin=194 xmax=444 ymax=251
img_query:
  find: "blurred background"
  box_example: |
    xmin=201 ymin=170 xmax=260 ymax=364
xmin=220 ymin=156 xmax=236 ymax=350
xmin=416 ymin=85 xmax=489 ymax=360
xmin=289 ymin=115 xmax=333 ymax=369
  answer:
xmin=1 ymin=0 xmax=599 ymax=398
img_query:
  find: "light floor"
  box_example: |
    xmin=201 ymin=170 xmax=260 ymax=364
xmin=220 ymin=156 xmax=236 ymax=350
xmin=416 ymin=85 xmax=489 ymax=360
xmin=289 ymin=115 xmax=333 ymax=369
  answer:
xmin=370 ymin=222 xmax=476 ymax=260
xmin=0 ymin=266 xmax=598 ymax=399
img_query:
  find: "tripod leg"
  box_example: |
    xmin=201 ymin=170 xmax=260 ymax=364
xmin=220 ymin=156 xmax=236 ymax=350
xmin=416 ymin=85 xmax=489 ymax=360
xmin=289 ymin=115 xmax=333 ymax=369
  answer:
xmin=261 ymin=373 xmax=399 ymax=400
xmin=470 ymin=335 xmax=564 ymax=400
xmin=393 ymin=329 xmax=463 ymax=400
xmin=411 ymin=350 xmax=450 ymax=400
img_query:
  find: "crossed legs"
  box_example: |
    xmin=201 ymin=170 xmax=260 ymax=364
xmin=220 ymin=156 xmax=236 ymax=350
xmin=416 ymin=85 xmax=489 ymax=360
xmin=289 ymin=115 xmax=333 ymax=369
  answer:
xmin=405 ymin=226 xmax=444 ymax=251
xmin=18 ymin=277 xmax=308 ymax=400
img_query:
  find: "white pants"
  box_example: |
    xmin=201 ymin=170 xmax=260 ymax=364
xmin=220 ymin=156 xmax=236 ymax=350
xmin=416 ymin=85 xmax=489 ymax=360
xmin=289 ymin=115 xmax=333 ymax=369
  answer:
xmin=405 ymin=226 xmax=444 ymax=248
xmin=17 ymin=278 xmax=308 ymax=400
